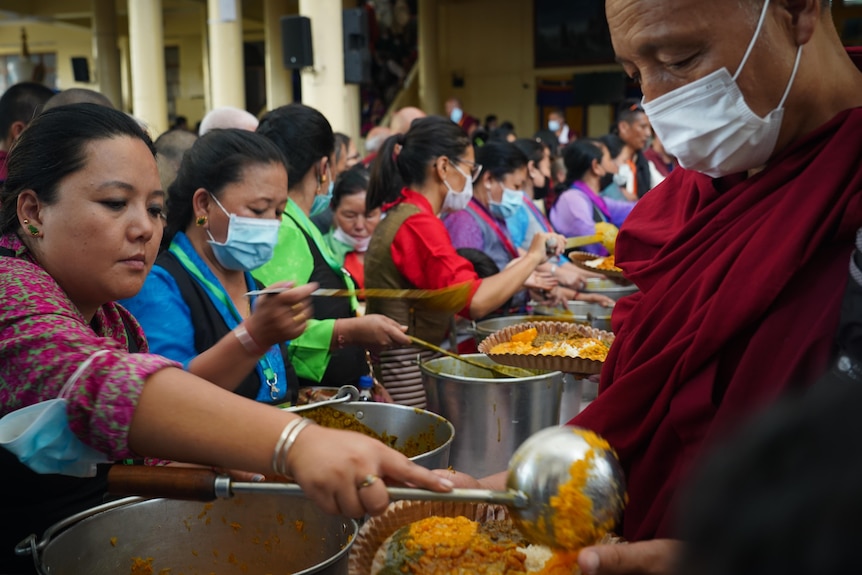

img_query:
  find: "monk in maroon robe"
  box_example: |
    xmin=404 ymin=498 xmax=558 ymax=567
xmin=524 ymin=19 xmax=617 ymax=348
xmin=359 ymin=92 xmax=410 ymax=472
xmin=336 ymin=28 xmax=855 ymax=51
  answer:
xmin=448 ymin=1 xmax=862 ymax=573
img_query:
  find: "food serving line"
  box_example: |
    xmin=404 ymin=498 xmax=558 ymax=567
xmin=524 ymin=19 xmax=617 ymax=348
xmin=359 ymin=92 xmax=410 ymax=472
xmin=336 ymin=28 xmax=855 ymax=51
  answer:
xmin=16 ymin=251 xmax=634 ymax=575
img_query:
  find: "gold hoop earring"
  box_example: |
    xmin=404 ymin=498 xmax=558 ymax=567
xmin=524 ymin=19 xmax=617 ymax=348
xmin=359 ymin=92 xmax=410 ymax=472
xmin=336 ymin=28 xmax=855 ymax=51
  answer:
xmin=195 ymin=215 xmax=208 ymax=226
xmin=23 ymin=219 xmax=39 ymax=237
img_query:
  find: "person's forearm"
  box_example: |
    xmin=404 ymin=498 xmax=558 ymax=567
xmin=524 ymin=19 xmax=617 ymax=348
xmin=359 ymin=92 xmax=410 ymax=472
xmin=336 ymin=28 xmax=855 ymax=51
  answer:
xmin=129 ymin=367 xmax=293 ymax=475
xmin=469 ymin=252 xmax=544 ymax=319
xmin=186 ymin=330 xmax=263 ymax=392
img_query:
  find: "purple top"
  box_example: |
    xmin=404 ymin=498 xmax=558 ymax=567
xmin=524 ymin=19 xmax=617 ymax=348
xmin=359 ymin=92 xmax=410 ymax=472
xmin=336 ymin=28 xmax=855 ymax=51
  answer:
xmin=443 ymin=206 xmax=485 ymax=251
xmin=0 ymin=234 xmax=179 ymax=459
xmin=550 ymin=181 xmax=635 ymax=255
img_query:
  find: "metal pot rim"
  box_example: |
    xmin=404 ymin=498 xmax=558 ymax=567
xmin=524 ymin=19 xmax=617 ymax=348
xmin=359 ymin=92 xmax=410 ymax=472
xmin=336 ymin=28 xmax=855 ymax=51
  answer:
xmin=419 ymin=354 xmax=563 ymax=382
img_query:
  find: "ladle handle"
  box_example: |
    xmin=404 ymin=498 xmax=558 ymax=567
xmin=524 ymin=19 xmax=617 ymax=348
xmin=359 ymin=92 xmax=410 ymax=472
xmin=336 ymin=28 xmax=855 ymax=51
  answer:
xmin=565 ymin=234 xmax=601 ymax=250
xmin=407 ymin=335 xmax=514 ymax=378
xmin=108 ymin=466 xmax=528 ymax=509
xmin=230 ymin=482 xmax=527 ymax=508
xmin=108 ymin=465 xmax=220 ymax=501
xmin=283 ymin=385 xmax=358 ymax=413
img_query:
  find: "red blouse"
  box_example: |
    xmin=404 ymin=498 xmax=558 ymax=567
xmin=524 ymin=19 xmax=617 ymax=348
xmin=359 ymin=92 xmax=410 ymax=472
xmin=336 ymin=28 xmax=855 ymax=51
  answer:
xmin=388 ymin=189 xmax=482 ymax=315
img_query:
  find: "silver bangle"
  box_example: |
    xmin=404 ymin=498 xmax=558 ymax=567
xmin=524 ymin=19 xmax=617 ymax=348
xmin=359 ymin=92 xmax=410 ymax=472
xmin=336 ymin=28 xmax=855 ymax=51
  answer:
xmin=275 ymin=418 xmax=314 ymax=477
xmin=271 ymin=418 xmax=303 ymax=476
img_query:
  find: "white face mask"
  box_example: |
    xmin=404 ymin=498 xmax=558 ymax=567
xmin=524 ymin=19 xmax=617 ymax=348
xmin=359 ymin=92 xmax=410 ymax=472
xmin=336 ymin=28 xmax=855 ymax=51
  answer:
xmin=442 ymin=162 xmax=473 ymax=213
xmin=333 ymin=226 xmax=371 ymax=253
xmin=642 ymin=0 xmax=802 ymax=178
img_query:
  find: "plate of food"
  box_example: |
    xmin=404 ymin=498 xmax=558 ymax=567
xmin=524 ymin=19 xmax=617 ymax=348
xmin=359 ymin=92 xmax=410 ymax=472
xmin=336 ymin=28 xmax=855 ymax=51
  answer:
xmin=568 ymin=251 xmax=626 ymax=281
xmin=477 ymin=321 xmax=613 ymax=374
xmin=348 ymin=501 xmax=621 ymax=575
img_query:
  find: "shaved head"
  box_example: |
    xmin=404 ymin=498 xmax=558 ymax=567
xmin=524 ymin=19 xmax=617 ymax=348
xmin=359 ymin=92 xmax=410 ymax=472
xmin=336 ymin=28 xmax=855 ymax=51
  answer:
xmin=390 ymin=106 xmax=426 ymax=134
xmin=199 ymin=106 xmax=258 ymax=135
xmin=42 ymin=88 xmax=114 ymax=112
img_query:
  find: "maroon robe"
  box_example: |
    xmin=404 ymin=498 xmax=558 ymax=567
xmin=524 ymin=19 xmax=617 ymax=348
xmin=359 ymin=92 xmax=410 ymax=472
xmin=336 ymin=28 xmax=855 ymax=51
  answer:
xmin=571 ymin=48 xmax=862 ymax=540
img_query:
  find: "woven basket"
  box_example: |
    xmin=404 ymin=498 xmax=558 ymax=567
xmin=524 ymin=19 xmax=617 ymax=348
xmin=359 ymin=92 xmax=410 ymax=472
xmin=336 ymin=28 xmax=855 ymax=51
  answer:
xmin=478 ymin=321 xmax=613 ymax=375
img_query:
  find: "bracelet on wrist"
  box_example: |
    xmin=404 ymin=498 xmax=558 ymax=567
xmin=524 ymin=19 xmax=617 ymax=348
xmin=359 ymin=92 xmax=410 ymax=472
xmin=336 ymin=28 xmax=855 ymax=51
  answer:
xmin=234 ymin=323 xmax=267 ymax=356
xmin=272 ymin=418 xmax=314 ymax=477
xmin=333 ymin=319 xmax=347 ymax=349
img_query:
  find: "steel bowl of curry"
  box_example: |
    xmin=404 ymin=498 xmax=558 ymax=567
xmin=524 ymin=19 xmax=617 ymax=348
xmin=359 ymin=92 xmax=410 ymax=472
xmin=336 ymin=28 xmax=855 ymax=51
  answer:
xmin=299 ymin=402 xmax=455 ymax=470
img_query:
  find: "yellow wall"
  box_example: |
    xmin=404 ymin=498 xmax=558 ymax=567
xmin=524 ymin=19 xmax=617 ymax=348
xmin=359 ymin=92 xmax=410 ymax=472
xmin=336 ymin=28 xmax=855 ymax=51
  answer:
xmin=0 ymin=23 xmax=95 ymax=92
xmin=434 ymin=0 xmax=622 ymax=138
xmin=436 ymin=0 xmax=534 ymax=135
xmin=165 ymin=4 xmax=208 ymax=127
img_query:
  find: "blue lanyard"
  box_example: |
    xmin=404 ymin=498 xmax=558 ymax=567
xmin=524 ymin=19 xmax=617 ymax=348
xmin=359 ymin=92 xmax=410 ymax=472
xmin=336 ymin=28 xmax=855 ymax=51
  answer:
xmin=168 ymin=243 xmax=279 ymax=400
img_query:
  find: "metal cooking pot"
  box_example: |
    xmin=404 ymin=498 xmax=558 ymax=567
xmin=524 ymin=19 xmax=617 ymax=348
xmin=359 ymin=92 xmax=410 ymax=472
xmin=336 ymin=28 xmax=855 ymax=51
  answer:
xmin=16 ymin=495 xmax=357 ymax=575
xmin=472 ymin=314 xmax=583 ymax=346
xmin=303 ymin=401 xmax=454 ymax=470
xmin=581 ymin=278 xmax=639 ymax=301
xmin=420 ymin=354 xmax=564 ymax=478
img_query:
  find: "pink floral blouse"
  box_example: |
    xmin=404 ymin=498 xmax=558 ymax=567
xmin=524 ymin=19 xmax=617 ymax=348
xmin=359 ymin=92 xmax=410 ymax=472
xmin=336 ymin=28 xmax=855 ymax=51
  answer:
xmin=0 ymin=234 xmax=179 ymax=459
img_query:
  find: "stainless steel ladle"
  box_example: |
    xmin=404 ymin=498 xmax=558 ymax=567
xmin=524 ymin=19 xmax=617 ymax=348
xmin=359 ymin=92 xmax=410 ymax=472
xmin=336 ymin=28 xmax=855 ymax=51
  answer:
xmin=108 ymin=426 xmax=626 ymax=549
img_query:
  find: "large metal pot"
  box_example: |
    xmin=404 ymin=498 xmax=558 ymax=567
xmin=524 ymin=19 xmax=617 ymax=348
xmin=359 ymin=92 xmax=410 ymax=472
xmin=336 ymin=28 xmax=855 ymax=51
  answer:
xmin=303 ymin=401 xmax=454 ymax=470
xmin=581 ymin=278 xmax=638 ymax=301
xmin=420 ymin=354 xmax=564 ymax=478
xmin=473 ymin=314 xmax=584 ymax=346
xmin=16 ymin=495 xmax=357 ymax=575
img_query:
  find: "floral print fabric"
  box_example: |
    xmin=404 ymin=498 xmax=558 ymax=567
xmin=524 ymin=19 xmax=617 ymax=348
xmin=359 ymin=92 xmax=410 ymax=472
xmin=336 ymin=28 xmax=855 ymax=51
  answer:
xmin=0 ymin=234 xmax=179 ymax=459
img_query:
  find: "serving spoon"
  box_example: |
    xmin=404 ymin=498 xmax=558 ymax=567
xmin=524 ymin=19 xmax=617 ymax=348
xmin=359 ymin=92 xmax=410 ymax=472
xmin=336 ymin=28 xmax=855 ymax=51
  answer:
xmin=408 ymin=335 xmax=534 ymax=379
xmin=108 ymin=426 xmax=626 ymax=549
xmin=562 ymin=222 xmax=620 ymax=254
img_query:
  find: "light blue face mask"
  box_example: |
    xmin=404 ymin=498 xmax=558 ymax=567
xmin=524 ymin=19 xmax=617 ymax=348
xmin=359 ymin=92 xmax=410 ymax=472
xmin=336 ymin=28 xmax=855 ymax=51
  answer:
xmin=548 ymin=119 xmax=561 ymax=132
xmin=207 ymin=194 xmax=281 ymax=271
xmin=0 ymin=350 xmax=111 ymax=477
xmin=489 ymin=187 xmax=524 ymax=220
xmin=450 ymin=107 xmax=464 ymax=124
xmin=310 ymin=178 xmax=335 ymax=218
xmin=308 ymin=168 xmax=335 ymax=217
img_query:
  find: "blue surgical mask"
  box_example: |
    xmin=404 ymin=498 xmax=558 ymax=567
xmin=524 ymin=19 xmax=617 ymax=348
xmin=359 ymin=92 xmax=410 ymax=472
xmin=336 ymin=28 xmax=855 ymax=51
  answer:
xmin=207 ymin=194 xmax=281 ymax=271
xmin=0 ymin=351 xmax=111 ymax=477
xmin=450 ymin=107 xmax=464 ymax=124
xmin=548 ymin=120 xmax=561 ymax=132
xmin=310 ymin=170 xmax=334 ymax=217
xmin=489 ymin=187 xmax=524 ymax=219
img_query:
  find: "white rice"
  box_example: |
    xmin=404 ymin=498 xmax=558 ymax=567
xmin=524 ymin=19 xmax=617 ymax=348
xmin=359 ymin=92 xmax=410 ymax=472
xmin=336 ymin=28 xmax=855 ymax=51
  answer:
xmin=521 ymin=544 xmax=555 ymax=573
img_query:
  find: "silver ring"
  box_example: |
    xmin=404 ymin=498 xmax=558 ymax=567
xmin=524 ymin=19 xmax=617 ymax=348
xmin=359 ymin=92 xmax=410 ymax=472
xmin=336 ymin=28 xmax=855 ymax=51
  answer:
xmin=358 ymin=474 xmax=378 ymax=489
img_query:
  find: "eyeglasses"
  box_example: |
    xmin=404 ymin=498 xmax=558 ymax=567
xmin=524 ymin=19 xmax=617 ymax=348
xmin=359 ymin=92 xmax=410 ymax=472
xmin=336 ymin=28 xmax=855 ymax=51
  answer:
xmin=453 ymin=158 xmax=483 ymax=182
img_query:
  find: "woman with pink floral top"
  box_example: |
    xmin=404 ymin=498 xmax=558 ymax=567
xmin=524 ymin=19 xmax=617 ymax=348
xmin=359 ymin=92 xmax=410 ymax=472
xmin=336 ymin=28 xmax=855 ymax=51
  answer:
xmin=0 ymin=104 xmax=452 ymax=574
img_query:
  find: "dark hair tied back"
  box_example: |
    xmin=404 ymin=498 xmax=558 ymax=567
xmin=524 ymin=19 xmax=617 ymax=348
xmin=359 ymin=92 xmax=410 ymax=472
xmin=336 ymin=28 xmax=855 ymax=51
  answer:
xmin=562 ymin=139 xmax=605 ymax=189
xmin=257 ymin=103 xmax=334 ymax=189
xmin=163 ymin=128 xmax=287 ymax=248
xmin=367 ymin=116 xmax=470 ymax=211
xmin=0 ymin=103 xmax=155 ymax=235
